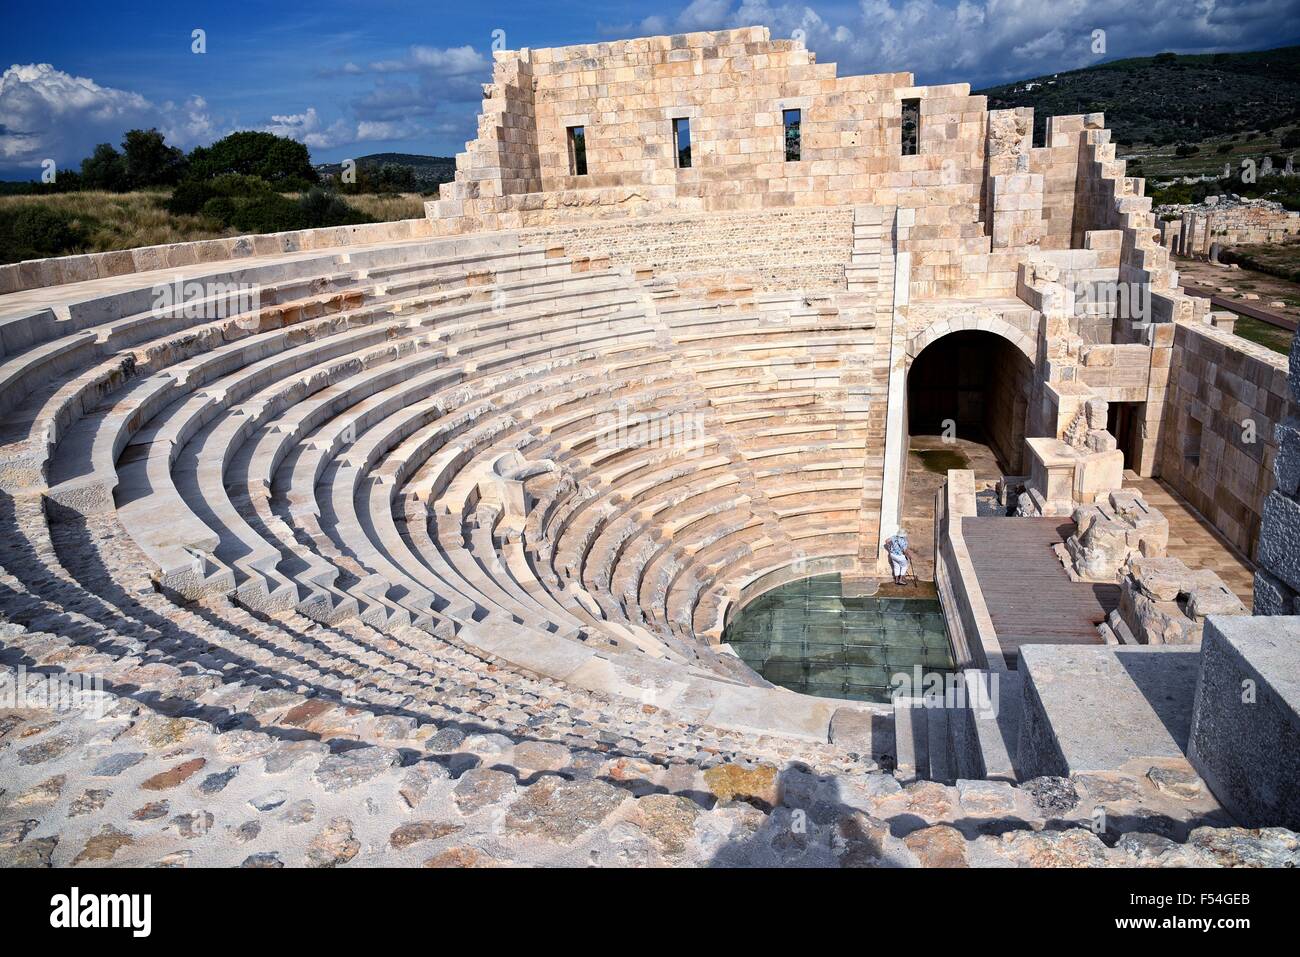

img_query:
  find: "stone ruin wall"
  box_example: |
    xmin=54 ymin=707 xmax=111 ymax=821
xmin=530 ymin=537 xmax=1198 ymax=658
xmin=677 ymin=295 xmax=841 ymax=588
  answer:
xmin=428 ymin=27 xmax=1099 ymax=301
xmin=1164 ymin=201 xmax=1300 ymax=258
xmin=1157 ymin=319 xmax=1294 ymax=560
xmin=517 ymin=205 xmax=855 ymax=291
xmin=1254 ymin=331 xmax=1300 ymax=614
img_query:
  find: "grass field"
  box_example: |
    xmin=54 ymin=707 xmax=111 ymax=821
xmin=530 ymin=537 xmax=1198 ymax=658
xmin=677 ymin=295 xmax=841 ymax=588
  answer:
xmin=0 ymin=190 xmax=234 ymax=255
xmin=0 ymin=189 xmax=429 ymax=263
xmin=1232 ymin=314 xmax=1296 ymax=354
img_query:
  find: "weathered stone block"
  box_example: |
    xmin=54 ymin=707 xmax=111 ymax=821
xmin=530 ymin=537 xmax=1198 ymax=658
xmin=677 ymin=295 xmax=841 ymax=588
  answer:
xmin=1259 ymin=491 xmax=1300 ymax=593
xmin=1273 ymin=419 xmax=1300 ymax=498
xmin=1118 ymin=557 xmax=1247 ymax=645
xmin=1189 ymin=615 xmax=1300 ymax=829
xmin=1252 ymin=568 xmax=1299 ymax=616
xmin=1017 ymin=645 xmax=1200 ymax=778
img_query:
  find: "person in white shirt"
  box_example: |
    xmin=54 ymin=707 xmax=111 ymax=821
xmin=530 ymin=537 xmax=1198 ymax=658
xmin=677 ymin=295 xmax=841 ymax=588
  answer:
xmin=884 ymin=529 xmax=914 ymax=585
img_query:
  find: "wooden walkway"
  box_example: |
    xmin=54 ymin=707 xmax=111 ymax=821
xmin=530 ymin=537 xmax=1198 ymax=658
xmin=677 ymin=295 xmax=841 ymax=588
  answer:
xmin=962 ymin=516 xmax=1119 ymax=667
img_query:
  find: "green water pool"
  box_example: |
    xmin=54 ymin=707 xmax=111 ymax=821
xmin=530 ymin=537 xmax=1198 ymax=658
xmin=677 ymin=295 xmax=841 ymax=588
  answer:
xmin=721 ymin=573 xmax=955 ymax=703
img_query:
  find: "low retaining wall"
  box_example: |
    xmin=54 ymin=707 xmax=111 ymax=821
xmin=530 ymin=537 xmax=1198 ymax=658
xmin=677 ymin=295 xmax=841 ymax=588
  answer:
xmin=0 ymin=217 xmax=437 ymax=296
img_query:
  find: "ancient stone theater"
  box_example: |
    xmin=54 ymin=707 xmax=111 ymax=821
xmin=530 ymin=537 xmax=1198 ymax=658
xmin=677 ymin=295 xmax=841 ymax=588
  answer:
xmin=1 ymin=27 xmax=1297 ymax=867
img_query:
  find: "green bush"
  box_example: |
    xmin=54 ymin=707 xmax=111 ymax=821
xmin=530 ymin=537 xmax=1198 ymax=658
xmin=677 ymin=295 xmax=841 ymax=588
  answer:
xmin=226 ymin=194 xmax=307 ymax=233
xmin=297 ymin=188 xmax=370 ymax=228
xmin=165 ymin=178 xmax=216 ymax=215
xmin=208 ymin=173 xmax=275 ymax=197
xmin=169 ymin=176 xmax=373 ymax=234
xmin=186 ymin=132 xmax=319 ymax=186
xmin=166 ymin=173 xmax=276 ymax=216
xmin=0 ymin=205 xmax=90 ymax=262
xmin=200 ymin=196 xmax=238 ymax=224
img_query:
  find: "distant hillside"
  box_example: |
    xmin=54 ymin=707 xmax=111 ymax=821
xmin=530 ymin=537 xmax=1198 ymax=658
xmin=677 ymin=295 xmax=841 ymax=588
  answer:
xmin=977 ymin=46 xmax=1300 ymax=148
xmin=315 ymin=152 xmax=456 ymax=190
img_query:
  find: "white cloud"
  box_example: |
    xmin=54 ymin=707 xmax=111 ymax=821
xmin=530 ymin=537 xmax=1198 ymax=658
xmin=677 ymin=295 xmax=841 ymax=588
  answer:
xmin=678 ymin=0 xmax=736 ymax=30
xmin=0 ymin=62 xmax=433 ymax=173
xmin=368 ymin=44 xmax=488 ymax=75
xmin=0 ymin=63 xmax=216 ymax=170
xmin=645 ymin=0 xmax=1300 ymax=87
xmin=260 ymin=107 xmax=424 ymax=150
xmin=1013 ymin=28 xmax=1067 ymax=60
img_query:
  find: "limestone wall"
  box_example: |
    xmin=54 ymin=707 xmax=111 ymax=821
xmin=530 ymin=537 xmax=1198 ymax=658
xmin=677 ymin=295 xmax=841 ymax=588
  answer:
xmin=1174 ymin=200 xmax=1300 ymax=257
xmin=431 ymin=27 xmax=992 ymax=232
xmin=1156 ymin=320 xmax=1293 ymax=558
xmin=518 ymin=206 xmax=854 ymax=290
xmin=1254 ymin=331 xmax=1300 ymax=613
xmin=428 ymin=27 xmax=1157 ymax=308
xmin=0 ymin=218 xmax=436 ymax=296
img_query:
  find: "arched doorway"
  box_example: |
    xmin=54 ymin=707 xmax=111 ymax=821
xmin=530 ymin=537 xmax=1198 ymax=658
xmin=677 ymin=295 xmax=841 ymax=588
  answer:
xmin=906 ymin=329 xmax=1033 ymax=474
xmin=892 ymin=329 xmax=1035 ymax=579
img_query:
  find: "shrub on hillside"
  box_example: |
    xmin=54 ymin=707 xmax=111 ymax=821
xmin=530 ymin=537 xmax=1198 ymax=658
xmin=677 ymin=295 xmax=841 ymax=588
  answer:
xmin=80 ymin=143 xmax=129 ymax=192
xmin=166 ymin=173 xmax=275 ymax=216
xmin=226 ymin=193 xmax=307 ymax=233
xmin=0 ymin=205 xmax=90 ymax=262
xmin=297 ymin=188 xmax=371 ymax=228
xmin=122 ymin=129 xmax=187 ymax=189
xmin=174 ymin=181 xmax=373 ymax=234
xmin=200 ymin=196 xmax=238 ymax=224
xmin=186 ymin=132 xmax=319 ymax=187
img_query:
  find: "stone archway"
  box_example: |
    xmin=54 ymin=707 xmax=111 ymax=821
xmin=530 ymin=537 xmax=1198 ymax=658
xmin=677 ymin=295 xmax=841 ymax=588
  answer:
xmin=905 ymin=328 xmax=1035 ymax=475
xmin=906 ymin=314 xmax=1035 ymax=366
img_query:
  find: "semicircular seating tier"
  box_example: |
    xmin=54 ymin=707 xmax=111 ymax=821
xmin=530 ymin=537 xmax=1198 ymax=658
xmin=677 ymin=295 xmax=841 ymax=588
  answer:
xmin=0 ymin=230 xmax=890 ymax=766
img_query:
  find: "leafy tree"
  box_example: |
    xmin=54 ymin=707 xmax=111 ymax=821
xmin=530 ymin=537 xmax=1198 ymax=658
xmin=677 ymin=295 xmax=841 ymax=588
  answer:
xmin=79 ymin=143 xmax=128 ymax=191
xmin=122 ymin=128 xmax=186 ymax=188
xmin=186 ymin=131 xmax=319 ymax=186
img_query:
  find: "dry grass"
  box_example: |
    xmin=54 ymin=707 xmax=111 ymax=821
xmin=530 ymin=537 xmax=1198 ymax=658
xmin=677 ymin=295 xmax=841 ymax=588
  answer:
xmin=0 ymin=190 xmax=236 ymax=254
xmin=322 ymin=192 xmax=429 ymax=221
xmin=0 ymin=189 xmax=428 ymax=259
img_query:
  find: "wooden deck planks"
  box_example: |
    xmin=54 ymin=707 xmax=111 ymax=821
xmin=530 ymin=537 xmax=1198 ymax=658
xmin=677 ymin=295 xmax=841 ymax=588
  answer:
xmin=962 ymin=516 xmax=1118 ymax=666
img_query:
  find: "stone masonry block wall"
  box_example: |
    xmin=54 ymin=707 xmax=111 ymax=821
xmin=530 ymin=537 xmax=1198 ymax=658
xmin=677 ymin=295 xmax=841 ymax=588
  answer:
xmin=433 ymin=27 xmax=992 ymax=229
xmin=1177 ymin=202 xmax=1300 ymax=258
xmin=1254 ymin=330 xmax=1300 ymax=613
xmin=0 ymin=218 xmax=437 ymax=296
xmin=517 ymin=206 xmax=854 ymax=290
xmin=1077 ymin=343 xmax=1153 ymax=403
xmin=429 ymin=28 xmax=1148 ymax=308
xmin=1157 ymin=320 xmax=1293 ymax=560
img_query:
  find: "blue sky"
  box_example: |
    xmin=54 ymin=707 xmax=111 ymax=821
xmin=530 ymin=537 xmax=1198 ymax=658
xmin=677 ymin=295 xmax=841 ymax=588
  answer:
xmin=3 ymin=0 xmax=1299 ymax=179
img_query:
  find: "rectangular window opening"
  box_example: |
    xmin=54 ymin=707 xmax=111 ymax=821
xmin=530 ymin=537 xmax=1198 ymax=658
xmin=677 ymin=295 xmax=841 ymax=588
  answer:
xmin=783 ymin=109 xmax=801 ymax=162
xmin=673 ymin=117 xmax=692 ymax=169
xmin=901 ymin=98 xmax=920 ymax=156
xmin=1184 ymin=416 xmax=1203 ymax=469
xmin=567 ymin=125 xmax=587 ymax=176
